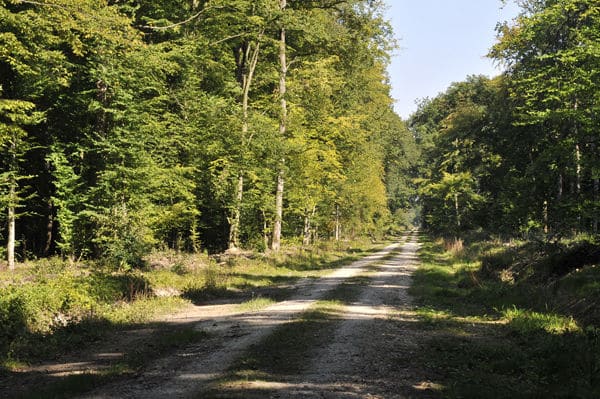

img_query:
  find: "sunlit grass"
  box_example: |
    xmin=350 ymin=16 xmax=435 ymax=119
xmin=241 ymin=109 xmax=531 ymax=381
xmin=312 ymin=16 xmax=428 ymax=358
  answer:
xmin=411 ymin=233 xmax=600 ymax=398
xmin=502 ymin=307 xmax=581 ymax=335
xmin=99 ymin=296 xmax=188 ymax=325
xmin=236 ymin=297 xmax=277 ymax=312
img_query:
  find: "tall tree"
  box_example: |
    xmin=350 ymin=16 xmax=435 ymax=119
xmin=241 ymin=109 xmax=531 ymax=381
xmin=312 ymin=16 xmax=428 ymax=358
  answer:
xmin=271 ymin=0 xmax=287 ymax=251
xmin=491 ymin=0 xmax=600 ymax=234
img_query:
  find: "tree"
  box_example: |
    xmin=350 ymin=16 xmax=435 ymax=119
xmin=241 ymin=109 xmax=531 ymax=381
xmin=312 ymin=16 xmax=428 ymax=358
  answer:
xmin=271 ymin=0 xmax=287 ymax=252
xmin=0 ymin=98 xmax=41 ymax=269
xmin=491 ymin=0 xmax=600 ymax=234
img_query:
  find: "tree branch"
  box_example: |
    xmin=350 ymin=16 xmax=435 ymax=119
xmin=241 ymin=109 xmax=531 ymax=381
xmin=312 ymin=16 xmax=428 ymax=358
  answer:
xmin=294 ymin=0 xmax=348 ymax=10
xmin=211 ymin=33 xmax=247 ymax=46
xmin=139 ymin=5 xmax=230 ymax=31
xmin=14 ymin=0 xmax=83 ymax=13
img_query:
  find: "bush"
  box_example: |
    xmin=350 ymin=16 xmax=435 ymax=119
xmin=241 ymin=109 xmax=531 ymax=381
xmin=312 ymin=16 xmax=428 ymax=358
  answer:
xmin=0 ymin=259 xmax=157 ymax=362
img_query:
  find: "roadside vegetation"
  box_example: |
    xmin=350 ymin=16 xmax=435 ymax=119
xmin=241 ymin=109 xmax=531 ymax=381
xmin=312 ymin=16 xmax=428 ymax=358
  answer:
xmin=0 ymin=239 xmax=381 ymax=378
xmin=412 ymin=233 xmax=600 ymax=398
xmin=410 ymin=2 xmax=600 ymax=395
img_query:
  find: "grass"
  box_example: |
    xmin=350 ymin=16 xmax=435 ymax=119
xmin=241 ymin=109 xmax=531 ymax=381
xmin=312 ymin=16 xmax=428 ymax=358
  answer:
xmin=236 ymin=296 xmax=277 ymax=312
xmin=411 ymin=234 xmax=600 ymax=398
xmin=0 ymin=238 xmax=387 ymax=398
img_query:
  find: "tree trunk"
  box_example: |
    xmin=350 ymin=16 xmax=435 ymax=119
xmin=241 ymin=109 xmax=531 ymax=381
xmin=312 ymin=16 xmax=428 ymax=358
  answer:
xmin=303 ymin=214 xmax=311 ymax=246
xmin=575 ymin=143 xmax=581 ymax=195
xmin=228 ymin=174 xmax=244 ymax=250
xmin=454 ymin=193 xmax=461 ymax=229
xmin=262 ymin=210 xmax=269 ymax=250
xmin=7 ymin=136 xmax=17 ymax=271
xmin=302 ymin=206 xmax=316 ymax=246
xmin=272 ymin=171 xmax=284 ymax=251
xmin=272 ymin=0 xmax=287 ymax=252
xmin=229 ymin=36 xmax=262 ymax=251
xmin=7 ymin=183 xmax=16 ymax=271
xmin=594 ymin=177 xmax=599 ymax=234
xmin=557 ymin=173 xmax=563 ymax=202
xmin=44 ymin=201 xmax=54 ymax=256
xmin=543 ymin=200 xmax=549 ymax=234
xmin=575 ymin=143 xmax=582 ymax=231
xmin=335 ymin=202 xmax=340 ymax=241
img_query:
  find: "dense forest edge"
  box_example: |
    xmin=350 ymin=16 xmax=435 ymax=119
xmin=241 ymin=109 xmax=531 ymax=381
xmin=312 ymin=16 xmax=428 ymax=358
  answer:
xmin=1 ymin=0 xmax=600 ymax=396
xmin=408 ymin=0 xmax=600 ymax=396
xmin=412 ymin=234 xmax=599 ymax=398
xmin=1 ymin=0 xmax=417 ymax=381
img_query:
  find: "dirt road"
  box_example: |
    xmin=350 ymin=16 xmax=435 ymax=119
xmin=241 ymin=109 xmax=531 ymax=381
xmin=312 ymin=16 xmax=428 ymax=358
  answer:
xmin=80 ymin=232 xmax=435 ymax=398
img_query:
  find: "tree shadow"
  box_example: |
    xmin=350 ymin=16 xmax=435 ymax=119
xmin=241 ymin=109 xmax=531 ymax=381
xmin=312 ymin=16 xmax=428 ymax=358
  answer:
xmin=0 ymin=315 xmax=210 ymax=399
xmin=0 ymin=240 xmax=412 ymax=398
xmin=409 ymin=234 xmax=600 ymax=398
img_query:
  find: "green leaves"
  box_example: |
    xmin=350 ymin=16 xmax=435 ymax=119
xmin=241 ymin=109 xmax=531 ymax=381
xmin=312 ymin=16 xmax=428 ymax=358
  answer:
xmin=0 ymin=0 xmax=409 ymax=262
xmin=414 ymin=0 xmax=600 ymax=237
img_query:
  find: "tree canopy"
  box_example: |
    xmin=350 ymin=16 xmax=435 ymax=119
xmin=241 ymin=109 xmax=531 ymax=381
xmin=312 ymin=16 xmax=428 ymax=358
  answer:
xmin=1 ymin=0 xmax=417 ymax=267
xmin=412 ymin=0 xmax=600 ymax=238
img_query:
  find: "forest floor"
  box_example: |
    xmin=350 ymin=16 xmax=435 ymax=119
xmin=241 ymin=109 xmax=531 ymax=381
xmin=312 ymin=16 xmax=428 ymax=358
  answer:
xmin=4 ymin=231 xmax=443 ymax=399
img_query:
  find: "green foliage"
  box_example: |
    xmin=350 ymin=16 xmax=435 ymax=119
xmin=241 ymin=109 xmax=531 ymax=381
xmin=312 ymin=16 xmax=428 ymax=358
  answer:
xmin=412 ymin=1 xmax=600 ymax=238
xmin=46 ymin=147 xmax=82 ymax=258
xmin=0 ymin=0 xmax=411 ymax=265
xmin=413 ymin=234 xmax=600 ymax=398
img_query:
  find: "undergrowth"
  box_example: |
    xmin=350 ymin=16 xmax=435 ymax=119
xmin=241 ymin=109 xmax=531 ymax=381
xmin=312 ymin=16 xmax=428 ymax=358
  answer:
xmin=412 ymin=234 xmax=600 ymax=398
xmin=0 ymin=239 xmax=380 ymax=371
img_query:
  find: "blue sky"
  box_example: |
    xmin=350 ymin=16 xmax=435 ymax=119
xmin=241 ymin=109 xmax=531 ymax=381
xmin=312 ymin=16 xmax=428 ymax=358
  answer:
xmin=385 ymin=0 xmax=521 ymax=119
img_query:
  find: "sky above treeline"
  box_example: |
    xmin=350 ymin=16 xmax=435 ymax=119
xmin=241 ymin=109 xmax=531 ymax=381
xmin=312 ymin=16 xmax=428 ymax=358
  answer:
xmin=386 ymin=0 xmax=521 ymax=119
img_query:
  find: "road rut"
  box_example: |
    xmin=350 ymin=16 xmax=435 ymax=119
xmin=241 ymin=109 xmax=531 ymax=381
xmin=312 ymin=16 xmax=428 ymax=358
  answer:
xmin=82 ymin=238 xmax=413 ymax=399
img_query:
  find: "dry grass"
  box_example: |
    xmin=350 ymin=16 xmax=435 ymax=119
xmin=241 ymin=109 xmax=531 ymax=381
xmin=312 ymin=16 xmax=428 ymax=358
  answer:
xmin=443 ymin=237 xmax=464 ymax=257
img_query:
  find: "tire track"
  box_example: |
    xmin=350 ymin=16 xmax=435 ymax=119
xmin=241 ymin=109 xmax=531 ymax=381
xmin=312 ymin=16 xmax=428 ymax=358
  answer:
xmin=81 ymin=239 xmax=408 ymax=399
xmin=225 ymin=232 xmax=432 ymax=399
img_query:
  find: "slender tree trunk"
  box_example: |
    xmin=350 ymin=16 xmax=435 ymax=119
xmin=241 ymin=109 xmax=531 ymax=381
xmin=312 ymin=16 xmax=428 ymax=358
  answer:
xmin=573 ymin=102 xmax=581 ymax=197
xmin=557 ymin=173 xmax=563 ymax=202
xmin=303 ymin=215 xmax=311 ymax=246
xmin=272 ymin=0 xmax=287 ymax=251
xmin=7 ymin=136 xmax=17 ymax=271
xmin=543 ymin=200 xmax=549 ymax=234
xmin=262 ymin=210 xmax=269 ymax=250
xmin=7 ymin=183 xmax=16 ymax=271
xmin=454 ymin=193 xmax=461 ymax=229
xmin=593 ymin=143 xmax=599 ymax=234
xmin=302 ymin=206 xmax=316 ymax=246
xmin=44 ymin=201 xmax=54 ymax=256
xmin=229 ymin=38 xmax=261 ymax=250
xmin=575 ymin=143 xmax=581 ymax=195
xmin=335 ymin=202 xmax=340 ymax=241
xmin=594 ymin=177 xmax=599 ymax=234
xmin=575 ymin=143 xmax=582 ymax=231
xmin=272 ymin=172 xmax=284 ymax=251
xmin=228 ymin=174 xmax=244 ymax=250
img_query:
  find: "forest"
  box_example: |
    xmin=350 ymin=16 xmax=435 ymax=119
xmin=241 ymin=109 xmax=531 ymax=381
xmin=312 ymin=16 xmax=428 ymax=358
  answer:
xmin=4 ymin=0 xmax=597 ymax=270
xmin=1 ymin=0 xmax=416 ymax=269
xmin=1 ymin=0 xmax=600 ymax=397
xmin=413 ymin=0 xmax=600 ymax=239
